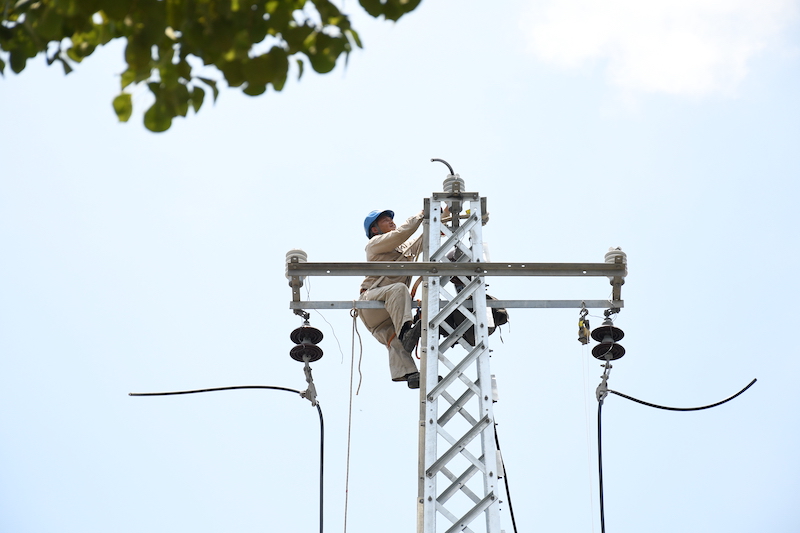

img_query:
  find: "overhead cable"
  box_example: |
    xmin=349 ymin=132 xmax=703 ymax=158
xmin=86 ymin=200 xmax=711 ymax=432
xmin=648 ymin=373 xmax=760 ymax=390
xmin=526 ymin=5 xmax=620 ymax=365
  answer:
xmin=607 ymin=378 xmax=757 ymax=411
xmin=130 ymin=386 xmax=325 ymax=533
xmin=493 ymin=425 xmax=519 ymax=533
xmin=595 ymin=377 xmax=757 ymax=533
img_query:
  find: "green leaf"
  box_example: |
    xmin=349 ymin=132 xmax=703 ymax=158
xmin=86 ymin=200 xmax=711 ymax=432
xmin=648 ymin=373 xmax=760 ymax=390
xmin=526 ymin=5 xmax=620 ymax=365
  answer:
xmin=59 ymin=56 xmax=73 ymax=75
xmin=143 ymin=101 xmax=172 ymax=133
xmin=124 ymin=34 xmax=151 ymax=73
xmin=112 ymin=93 xmax=132 ymax=122
xmin=190 ymin=86 xmax=205 ymax=113
xmin=347 ymin=28 xmax=363 ymax=49
xmin=242 ymin=56 xmax=269 ymax=87
xmin=13 ymin=0 xmax=37 ymax=13
xmin=120 ymin=68 xmax=136 ymax=89
xmin=198 ymin=77 xmax=219 ymax=102
xmin=35 ymin=8 xmax=63 ymax=41
xmin=9 ymin=49 xmax=27 ymax=73
xmin=358 ymin=0 xmax=421 ymax=21
xmin=147 ymin=81 xmax=162 ymax=97
xmin=159 ymin=62 xmax=180 ymax=89
xmin=272 ymin=73 xmax=286 ymax=91
xmin=66 ymin=47 xmax=81 ymax=63
xmin=220 ymin=60 xmax=245 ymax=87
xmin=172 ymin=83 xmax=190 ymax=117
xmin=0 ymin=0 xmax=423 ymax=130
xmin=358 ymin=0 xmax=382 ymax=18
xmin=243 ymin=47 xmax=288 ymax=88
xmin=176 ymin=59 xmax=191 ymax=81
xmin=268 ymin=47 xmax=289 ymax=90
xmin=309 ymin=0 xmax=342 ymax=22
xmin=242 ymin=83 xmax=266 ymax=96
xmin=102 ymin=0 xmax=133 ymax=21
xmin=304 ymin=32 xmax=341 ymax=74
xmin=283 ymin=23 xmax=315 ymax=53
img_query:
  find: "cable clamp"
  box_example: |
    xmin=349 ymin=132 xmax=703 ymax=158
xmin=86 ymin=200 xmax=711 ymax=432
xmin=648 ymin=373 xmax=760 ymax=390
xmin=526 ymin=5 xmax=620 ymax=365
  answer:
xmin=596 ymin=361 xmax=612 ymax=403
xmin=299 ymin=357 xmax=318 ymax=406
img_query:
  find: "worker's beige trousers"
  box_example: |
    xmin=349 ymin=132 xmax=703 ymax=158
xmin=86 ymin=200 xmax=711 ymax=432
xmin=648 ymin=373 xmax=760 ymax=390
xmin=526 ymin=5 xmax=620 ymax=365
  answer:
xmin=359 ymin=283 xmax=419 ymax=380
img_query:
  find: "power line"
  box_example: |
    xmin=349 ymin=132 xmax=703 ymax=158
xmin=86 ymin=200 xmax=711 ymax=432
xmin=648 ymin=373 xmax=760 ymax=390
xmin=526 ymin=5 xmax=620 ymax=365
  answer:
xmin=130 ymin=386 xmax=325 ymax=533
xmin=595 ymin=378 xmax=757 ymax=533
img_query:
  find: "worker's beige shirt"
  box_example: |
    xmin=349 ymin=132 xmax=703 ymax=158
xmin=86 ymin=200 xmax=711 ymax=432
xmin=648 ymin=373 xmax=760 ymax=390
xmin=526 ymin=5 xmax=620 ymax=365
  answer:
xmin=360 ymin=212 xmax=424 ymax=291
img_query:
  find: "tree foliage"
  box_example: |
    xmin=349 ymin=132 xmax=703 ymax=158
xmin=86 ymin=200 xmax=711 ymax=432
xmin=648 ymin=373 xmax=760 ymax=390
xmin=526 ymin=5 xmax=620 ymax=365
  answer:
xmin=0 ymin=0 xmax=421 ymax=131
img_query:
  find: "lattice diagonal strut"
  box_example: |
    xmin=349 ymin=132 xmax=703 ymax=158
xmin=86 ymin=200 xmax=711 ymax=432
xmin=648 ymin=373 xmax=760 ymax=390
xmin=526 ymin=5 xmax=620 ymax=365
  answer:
xmin=418 ymin=187 xmax=502 ymax=533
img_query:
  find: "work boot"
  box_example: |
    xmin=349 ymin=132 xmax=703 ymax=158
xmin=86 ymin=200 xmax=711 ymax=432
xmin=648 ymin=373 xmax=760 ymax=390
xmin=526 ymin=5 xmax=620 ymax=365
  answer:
xmin=400 ymin=320 xmax=422 ymax=353
xmin=406 ymin=372 xmax=420 ymax=389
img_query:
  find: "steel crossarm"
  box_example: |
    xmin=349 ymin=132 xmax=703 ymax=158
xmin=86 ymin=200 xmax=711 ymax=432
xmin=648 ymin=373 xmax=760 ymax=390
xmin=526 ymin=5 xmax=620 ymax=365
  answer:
xmin=286 ymin=261 xmax=626 ymax=277
xmin=288 ymin=299 xmax=623 ymax=310
xmin=419 ymin=190 xmax=501 ymax=533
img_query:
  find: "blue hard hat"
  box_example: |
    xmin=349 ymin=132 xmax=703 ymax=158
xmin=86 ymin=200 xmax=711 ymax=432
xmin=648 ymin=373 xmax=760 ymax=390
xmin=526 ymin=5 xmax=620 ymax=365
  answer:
xmin=364 ymin=209 xmax=394 ymax=238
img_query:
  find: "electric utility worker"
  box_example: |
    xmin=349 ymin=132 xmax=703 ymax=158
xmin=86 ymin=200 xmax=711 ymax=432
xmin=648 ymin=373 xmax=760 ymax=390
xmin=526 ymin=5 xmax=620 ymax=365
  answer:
xmin=359 ymin=209 xmax=424 ymax=389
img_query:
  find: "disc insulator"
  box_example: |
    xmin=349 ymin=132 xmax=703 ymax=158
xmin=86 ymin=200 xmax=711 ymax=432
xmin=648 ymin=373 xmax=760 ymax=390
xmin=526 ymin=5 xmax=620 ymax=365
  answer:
xmin=290 ymin=325 xmax=324 ymax=345
xmin=591 ymin=322 xmax=624 ymax=343
xmin=592 ymin=342 xmax=625 ymax=360
xmin=290 ymin=343 xmax=324 ymax=362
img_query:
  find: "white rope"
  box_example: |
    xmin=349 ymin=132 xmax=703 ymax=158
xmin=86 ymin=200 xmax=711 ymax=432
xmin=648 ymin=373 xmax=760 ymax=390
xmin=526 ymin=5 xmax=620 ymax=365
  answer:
xmin=343 ymin=304 xmax=364 ymax=533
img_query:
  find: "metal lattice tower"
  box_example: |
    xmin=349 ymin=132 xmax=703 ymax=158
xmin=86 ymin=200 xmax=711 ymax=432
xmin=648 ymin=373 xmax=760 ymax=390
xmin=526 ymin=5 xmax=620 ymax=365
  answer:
xmin=286 ymin=172 xmax=627 ymax=533
xmin=417 ymin=181 xmax=501 ymax=533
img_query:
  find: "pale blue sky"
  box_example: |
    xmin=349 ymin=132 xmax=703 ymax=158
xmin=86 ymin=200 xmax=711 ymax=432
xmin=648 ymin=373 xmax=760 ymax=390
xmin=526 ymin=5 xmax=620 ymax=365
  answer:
xmin=2 ymin=1 xmax=799 ymax=532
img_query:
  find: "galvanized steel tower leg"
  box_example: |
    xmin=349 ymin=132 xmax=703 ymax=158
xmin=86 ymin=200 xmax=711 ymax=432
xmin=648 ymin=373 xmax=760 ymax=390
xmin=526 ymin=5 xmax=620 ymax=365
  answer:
xmin=418 ymin=182 xmax=501 ymax=533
